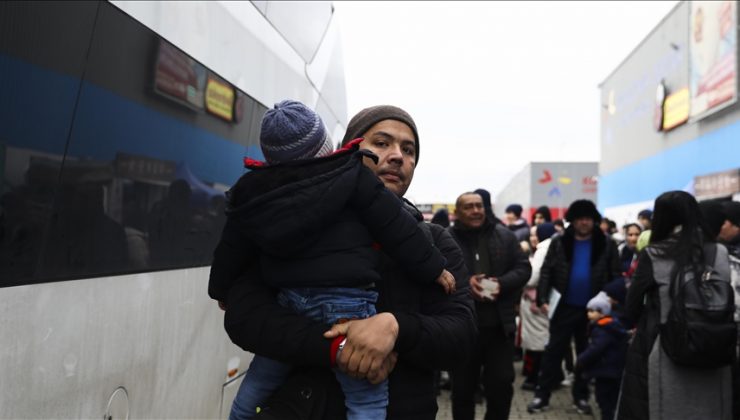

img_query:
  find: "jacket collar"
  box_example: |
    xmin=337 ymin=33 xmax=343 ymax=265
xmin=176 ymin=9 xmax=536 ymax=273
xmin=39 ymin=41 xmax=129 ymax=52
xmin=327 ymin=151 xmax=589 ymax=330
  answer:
xmin=561 ymin=224 xmax=607 ymax=265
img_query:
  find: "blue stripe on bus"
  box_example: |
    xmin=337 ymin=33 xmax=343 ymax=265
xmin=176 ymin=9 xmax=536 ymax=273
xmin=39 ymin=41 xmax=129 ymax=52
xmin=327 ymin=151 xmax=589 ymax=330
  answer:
xmin=1 ymin=52 xmax=263 ymax=187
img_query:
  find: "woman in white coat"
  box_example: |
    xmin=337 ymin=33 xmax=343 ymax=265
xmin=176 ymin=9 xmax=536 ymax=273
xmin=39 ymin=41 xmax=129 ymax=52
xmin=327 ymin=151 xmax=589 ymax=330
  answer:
xmin=520 ymin=222 xmax=558 ymax=390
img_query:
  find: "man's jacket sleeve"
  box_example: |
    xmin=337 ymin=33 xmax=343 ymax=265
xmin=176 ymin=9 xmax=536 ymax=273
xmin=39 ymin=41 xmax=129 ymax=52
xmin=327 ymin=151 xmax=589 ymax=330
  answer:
xmin=350 ymin=165 xmax=446 ymax=284
xmin=223 ymin=262 xmax=333 ymax=367
xmin=537 ymin=239 xmax=558 ymax=306
xmin=497 ymin=229 xmax=532 ymax=294
xmin=391 ymin=224 xmax=477 ymax=371
xmin=208 ymin=218 xmax=258 ymax=303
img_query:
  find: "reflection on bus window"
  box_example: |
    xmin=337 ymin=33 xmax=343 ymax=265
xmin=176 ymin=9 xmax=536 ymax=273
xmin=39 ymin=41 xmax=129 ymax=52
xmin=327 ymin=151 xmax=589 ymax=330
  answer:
xmin=0 ymin=1 xmax=266 ymax=287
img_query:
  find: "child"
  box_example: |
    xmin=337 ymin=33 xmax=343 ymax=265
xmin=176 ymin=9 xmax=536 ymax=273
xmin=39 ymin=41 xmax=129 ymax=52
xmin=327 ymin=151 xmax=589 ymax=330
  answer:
xmin=575 ymin=292 xmax=629 ymax=420
xmin=208 ymin=100 xmax=455 ymax=420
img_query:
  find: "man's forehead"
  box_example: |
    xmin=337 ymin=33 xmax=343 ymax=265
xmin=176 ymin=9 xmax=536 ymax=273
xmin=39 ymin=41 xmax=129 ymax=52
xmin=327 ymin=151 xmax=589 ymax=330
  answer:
xmin=458 ymin=193 xmax=482 ymax=205
xmin=365 ymin=120 xmax=415 ymax=140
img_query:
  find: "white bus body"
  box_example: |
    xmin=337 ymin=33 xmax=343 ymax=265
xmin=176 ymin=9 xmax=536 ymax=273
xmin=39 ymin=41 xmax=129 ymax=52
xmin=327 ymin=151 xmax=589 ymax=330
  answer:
xmin=0 ymin=1 xmax=347 ymax=418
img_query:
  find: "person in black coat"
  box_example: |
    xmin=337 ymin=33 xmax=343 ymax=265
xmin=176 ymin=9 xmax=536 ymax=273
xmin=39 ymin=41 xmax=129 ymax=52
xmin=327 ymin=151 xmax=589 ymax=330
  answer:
xmin=575 ymin=292 xmax=628 ymax=420
xmin=527 ymin=199 xmax=622 ymax=415
xmin=218 ymin=104 xmax=477 ymax=420
xmin=210 ymin=101 xmax=456 ymax=420
xmin=448 ymin=192 xmax=532 ymax=420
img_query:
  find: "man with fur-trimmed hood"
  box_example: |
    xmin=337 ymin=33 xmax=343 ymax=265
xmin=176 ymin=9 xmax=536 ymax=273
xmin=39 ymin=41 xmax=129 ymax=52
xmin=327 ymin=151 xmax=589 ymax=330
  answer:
xmin=527 ymin=199 xmax=622 ymax=415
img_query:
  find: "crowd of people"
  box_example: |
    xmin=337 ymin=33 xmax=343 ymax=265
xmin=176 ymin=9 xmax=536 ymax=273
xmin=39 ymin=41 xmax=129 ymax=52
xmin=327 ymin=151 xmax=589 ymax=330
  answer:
xmin=208 ymin=99 xmax=740 ymax=420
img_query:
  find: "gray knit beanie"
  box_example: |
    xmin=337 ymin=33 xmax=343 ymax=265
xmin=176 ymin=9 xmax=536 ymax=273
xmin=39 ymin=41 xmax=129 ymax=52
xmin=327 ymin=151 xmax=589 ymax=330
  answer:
xmin=587 ymin=291 xmax=612 ymax=316
xmin=341 ymin=105 xmax=420 ymax=162
xmin=260 ymin=100 xmax=333 ymax=164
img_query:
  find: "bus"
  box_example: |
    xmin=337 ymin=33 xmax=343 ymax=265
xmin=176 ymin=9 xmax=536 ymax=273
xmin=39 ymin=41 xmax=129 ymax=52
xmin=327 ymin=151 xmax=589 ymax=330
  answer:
xmin=0 ymin=1 xmax=347 ymax=418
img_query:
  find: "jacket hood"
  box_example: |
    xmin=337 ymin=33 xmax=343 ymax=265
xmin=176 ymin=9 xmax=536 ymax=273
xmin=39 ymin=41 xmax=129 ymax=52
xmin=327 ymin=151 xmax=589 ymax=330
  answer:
xmin=225 ymin=141 xmax=378 ymax=255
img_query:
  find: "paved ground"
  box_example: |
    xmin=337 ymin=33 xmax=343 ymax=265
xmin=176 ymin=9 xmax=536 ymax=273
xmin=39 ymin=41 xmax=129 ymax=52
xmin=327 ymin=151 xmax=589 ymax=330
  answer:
xmin=435 ymin=362 xmax=598 ymax=420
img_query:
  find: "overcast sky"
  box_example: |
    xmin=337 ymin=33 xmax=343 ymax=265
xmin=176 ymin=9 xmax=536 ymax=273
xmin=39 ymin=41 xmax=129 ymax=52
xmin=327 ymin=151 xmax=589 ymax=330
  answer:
xmin=333 ymin=1 xmax=679 ymax=206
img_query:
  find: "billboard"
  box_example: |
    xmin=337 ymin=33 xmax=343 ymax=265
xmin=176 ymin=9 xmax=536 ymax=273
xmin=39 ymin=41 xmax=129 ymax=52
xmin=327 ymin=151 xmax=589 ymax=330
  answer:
xmin=689 ymin=0 xmax=737 ymax=120
xmin=153 ymin=40 xmax=207 ymax=111
xmin=205 ymin=77 xmax=235 ymax=121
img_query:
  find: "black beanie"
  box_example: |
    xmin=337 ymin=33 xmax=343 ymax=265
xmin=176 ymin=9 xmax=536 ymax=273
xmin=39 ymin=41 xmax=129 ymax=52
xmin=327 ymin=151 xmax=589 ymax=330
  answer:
xmin=699 ymin=201 xmax=727 ymax=238
xmin=341 ymin=105 xmax=420 ymax=162
xmin=565 ymin=199 xmax=601 ymax=223
xmin=724 ymin=201 xmax=740 ymax=226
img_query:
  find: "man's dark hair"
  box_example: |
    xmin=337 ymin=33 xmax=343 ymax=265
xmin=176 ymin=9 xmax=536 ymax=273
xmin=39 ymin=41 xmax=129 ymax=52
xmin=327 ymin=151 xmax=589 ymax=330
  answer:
xmin=623 ymin=223 xmax=642 ymax=233
xmin=505 ymin=204 xmax=523 ymax=218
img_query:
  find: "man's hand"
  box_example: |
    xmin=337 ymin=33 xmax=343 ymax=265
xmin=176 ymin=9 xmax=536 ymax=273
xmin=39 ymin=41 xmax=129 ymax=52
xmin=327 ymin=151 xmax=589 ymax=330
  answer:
xmin=469 ymin=274 xmax=494 ymax=301
xmin=540 ymin=303 xmax=549 ymax=316
xmin=367 ymin=352 xmax=398 ymax=384
xmin=324 ymin=312 xmax=399 ymax=380
xmin=436 ymin=269 xmax=456 ymax=294
xmin=483 ymin=276 xmax=501 ymax=300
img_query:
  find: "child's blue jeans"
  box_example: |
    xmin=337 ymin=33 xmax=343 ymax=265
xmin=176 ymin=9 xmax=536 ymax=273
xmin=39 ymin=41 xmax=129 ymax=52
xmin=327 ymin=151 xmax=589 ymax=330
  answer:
xmin=229 ymin=287 xmax=388 ymax=420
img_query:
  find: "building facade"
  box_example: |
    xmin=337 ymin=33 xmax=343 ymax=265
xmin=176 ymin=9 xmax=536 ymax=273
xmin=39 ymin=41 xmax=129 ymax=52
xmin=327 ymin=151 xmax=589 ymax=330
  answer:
xmin=495 ymin=162 xmax=599 ymax=223
xmin=599 ymin=1 xmax=739 ymax=226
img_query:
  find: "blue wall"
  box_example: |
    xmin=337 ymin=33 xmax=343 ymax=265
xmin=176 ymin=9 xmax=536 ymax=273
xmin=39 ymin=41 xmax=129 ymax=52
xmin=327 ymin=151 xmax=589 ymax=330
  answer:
xmin=599 ymin=120 xmax=740 ymax=209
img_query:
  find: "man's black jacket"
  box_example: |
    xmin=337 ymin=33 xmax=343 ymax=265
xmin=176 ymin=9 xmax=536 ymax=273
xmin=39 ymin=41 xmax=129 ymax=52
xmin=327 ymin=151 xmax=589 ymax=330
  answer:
xmin=448 ymin=219 xmax=531 ymax=334
xmin=536 ymin=225 xmax=622 ymax=307
xmin=208 ymin=144 xmax=445 ymax=302
xmin=222 ymin=199 xmax=476 ymax=419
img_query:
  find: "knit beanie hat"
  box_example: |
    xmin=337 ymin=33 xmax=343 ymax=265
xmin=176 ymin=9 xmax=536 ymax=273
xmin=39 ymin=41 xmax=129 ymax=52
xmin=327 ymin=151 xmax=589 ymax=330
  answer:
xmin=474 ymin=188 xmax=494 ymax=214
xmin=536 ymin=222 xmax=557 ymax=242
xmin=587 ymin=291 xmax=611 ymax=315
xmin=505 ymin=204 xmax=523 ymax=218
xmin=699 ymin=200 xmax=727 ymax=238
xmin=602 ymin=278 xmax=627 ymax=304
xmin=260 ymin=100 xmax=333 ymax=164
xmin=638 ymin=209 xmax=653 ymax=221
xmin=565 ymin=199 xmax=601 ymax=223
xmin=341 ymin=105 xmax=420 ymax=162
xmin=724 ymin=201 xmax=740 ymax=226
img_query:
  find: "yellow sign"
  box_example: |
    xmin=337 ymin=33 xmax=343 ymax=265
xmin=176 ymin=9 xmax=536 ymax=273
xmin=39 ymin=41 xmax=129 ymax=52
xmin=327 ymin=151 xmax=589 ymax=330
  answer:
xmin=206 ymin=78 xmax=234 ymax=121
xmin=662 ymin=87 xmax=689 ymax=131
xmin=433 ymin=203 xmax=456 ymax=213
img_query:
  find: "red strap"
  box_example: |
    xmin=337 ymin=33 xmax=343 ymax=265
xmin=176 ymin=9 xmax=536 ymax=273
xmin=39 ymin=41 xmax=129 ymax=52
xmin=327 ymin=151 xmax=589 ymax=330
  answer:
xmin=335 ymin=137 xmax=364 ymax=153
xmin=329 ymin=335 xmax=346 ymax=367
xmin=243 ymin=157 xmax=265 ymax=168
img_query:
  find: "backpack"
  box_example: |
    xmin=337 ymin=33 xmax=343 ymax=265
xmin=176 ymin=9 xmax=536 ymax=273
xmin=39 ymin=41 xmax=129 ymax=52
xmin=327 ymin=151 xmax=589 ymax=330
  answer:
xmin=659 ymin=243 xmax=737 ymax=368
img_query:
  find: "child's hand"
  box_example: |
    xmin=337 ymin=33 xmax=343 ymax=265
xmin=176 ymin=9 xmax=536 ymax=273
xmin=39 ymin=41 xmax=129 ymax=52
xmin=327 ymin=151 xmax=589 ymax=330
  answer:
xmin=436 ymin=269 xmax=456 ymax=294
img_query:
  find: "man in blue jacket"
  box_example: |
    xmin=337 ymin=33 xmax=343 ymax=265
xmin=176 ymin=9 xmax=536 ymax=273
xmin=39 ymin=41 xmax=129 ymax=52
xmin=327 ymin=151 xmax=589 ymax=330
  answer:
xmin=527 ymin=199 xmax=621 ymax=415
